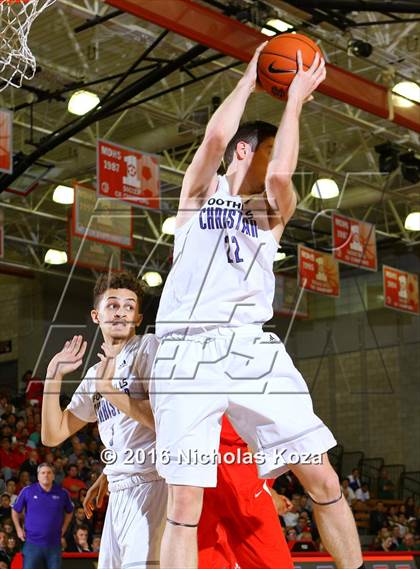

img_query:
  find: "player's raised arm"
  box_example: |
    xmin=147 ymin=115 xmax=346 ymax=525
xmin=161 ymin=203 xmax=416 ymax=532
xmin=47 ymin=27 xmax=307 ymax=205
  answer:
xmin=266 ymin=50 xmax=326 ymax=224
xmin=41 ymin=335 xmax=88 ymax=447
xmin=178 ymin=42 xmax=267 ymax=216
xmin=95 ymin=341 xmax=155 ymax=431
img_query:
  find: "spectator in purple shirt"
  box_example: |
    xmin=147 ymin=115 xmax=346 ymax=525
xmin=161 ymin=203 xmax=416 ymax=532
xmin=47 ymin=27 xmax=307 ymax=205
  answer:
xmin=11 ymin=463 xmax=74 ymax=569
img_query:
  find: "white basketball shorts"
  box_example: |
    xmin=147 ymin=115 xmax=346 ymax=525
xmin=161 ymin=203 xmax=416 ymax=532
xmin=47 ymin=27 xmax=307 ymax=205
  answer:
xmin=150 ymin=325 xmax=336 ymax=487
xmin=98 ymin=473 xmax=167 ymax=569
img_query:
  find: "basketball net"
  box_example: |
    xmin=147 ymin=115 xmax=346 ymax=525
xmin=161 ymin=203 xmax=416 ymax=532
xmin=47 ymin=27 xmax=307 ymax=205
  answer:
xmin=0 ymin=0 xmax=56 ymax=92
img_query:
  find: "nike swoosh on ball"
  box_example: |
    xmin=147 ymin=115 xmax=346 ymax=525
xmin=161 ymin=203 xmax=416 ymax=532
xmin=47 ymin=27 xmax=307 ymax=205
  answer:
xmin=268 ymin=62 xmax=296 ymax=74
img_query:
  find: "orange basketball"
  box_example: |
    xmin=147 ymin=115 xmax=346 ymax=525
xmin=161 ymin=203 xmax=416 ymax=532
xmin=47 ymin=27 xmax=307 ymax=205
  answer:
xmin=257 ymin=33 xmax=323 ymax=100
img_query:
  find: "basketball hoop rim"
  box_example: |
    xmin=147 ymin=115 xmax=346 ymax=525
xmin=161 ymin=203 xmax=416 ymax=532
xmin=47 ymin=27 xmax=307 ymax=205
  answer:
xmin=0 ymin=0 xmax=57 ymax=92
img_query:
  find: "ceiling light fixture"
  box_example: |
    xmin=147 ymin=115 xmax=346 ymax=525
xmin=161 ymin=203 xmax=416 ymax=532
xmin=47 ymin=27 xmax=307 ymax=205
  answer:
xmin=52 ymin=185 xmax=74 ymax=205
xmin=142 ymin=271 xmax=163 ymax=287
xmin=404 ymin=212 xmax=420 ymax=231
xmin=274 ymin=250 xmax=286 ymax=262
xmin=44 ymin=249 xmax=68 ymax=265
xmin=162 ymin=216 xmax=176 ymax=235
xmin=392 ymin=81 xmax=420 ymax=108
xmin=310 ymin=178 xmax=340 ymax=199
xmin=68 ymin=90 xmax=100 ymax=116
xmin=261 ymin=18 xmax=293 ymax=36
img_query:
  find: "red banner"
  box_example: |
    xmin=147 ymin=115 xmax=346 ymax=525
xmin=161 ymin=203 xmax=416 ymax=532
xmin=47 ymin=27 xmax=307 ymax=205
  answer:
xmin=97 ymin=139 xmax=160 ymax=208
xmin=298 ymin=245 xmax=340 ymax=297
xmin=0 ymin=108 xmax=12 ymax=174
xmin=332 ymin=213 xmax=377 ymax=271
xmin=383 ymin=265 xmax=419 ymax=315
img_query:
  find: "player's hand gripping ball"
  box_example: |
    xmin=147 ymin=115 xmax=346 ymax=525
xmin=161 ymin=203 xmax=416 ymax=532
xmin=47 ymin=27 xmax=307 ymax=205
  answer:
xmin=257 ymin=33 xmax=323 ymax=100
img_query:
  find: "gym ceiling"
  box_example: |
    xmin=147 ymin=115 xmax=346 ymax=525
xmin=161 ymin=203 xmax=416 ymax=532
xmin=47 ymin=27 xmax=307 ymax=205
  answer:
xmin=0 ymin=0 xmax=419 ymax=284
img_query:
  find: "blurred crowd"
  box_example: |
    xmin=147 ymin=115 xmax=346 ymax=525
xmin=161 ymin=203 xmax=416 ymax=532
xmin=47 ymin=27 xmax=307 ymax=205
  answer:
xmin=274 ymin=469 xmax=420 ymax=553
xmin=0 ymin=382 xmax=106 ymax=567
xmin=0 ymin=376 xmax=419 ymax=567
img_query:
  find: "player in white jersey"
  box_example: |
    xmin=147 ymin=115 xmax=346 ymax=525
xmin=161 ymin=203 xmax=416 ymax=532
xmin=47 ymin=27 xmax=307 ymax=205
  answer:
xmin=151 ymin=44 xmax=364 ymax=569
xmin=41 ymin=272 xmax=166 ymax=569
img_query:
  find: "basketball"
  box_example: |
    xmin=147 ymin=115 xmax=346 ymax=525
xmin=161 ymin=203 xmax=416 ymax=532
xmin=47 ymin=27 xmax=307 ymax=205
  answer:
xmin=257 ymin=33 xmax=323 ymax=100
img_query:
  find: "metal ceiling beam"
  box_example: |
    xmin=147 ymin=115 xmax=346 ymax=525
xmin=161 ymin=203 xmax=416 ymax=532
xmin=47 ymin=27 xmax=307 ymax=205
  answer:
xmin=12 ymin=64 xmax=160 ymax=113
xmin=106 ymin=60 xmax=240 ymax=119
xmin=348 ymin=17 xmax=420 ymax=26
xmin=10 ymin=119 xmax=187 ymax=182
xmin=0 ymin=202 xmax=173 ymax=248
xmin=0 ymin=259 xmax=93 ymax=283
xmin=311 ymin=101 xmax=420 ymax=152
xmin=11 ymin=101 xmax=415 ymax=215
xmin=265 ymin=2 xmax=417 ymax=83
xmin=4 ymin=233 xmax=160 ymax=276
xmin=101 ymin=29 xmax=169 ymax=105
xmin=0 ymin=43 xmax=207 ymax=192
xmin=1 ymin=176 xmax=413 ymax=247
xmin=105 ymin=0 xmax=420 ymax=133
xmin=74 ymin=8 xmax=123 ymax=33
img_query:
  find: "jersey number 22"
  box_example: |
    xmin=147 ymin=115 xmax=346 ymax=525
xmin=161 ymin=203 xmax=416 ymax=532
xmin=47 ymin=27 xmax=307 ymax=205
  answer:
xmin=225 ymin=235 xmax=243 ymax=263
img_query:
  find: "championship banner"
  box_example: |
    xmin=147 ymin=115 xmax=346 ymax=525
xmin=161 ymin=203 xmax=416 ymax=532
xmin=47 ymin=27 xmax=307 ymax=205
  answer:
xmin=0 ymin=108 xmax=12 ymax=174
xmin=97 ymin=139 xmax=160 ymax=209
xmin=332 ymin=213 xmax=377 ymax=271
xmin=273 ymin=274 xmax=308 ymax=318
xmin=383 ymin=265 xmax=419 ymax=315
xmin=68 ymin=231 xmax=122 ymax=272
xmin=72 ymin=184 xmax=133 ymax=249
xmin=298 ymin=245 xmax=340 ymax=297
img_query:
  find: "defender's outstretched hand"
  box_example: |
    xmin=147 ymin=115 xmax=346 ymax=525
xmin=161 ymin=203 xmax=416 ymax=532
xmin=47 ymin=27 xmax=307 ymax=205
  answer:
xmin=288 ymin=50 xmax=326 ymax=105
xmin=46 ymin=335 xmax=87 ymax=380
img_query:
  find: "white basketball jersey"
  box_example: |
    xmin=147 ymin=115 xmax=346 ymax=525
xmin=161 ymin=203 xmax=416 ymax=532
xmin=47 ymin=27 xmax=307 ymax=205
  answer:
xmin=156 ymin=175 xmax=278 ymax=337
xmin=67 ymin=334 xmax=159 ymax=482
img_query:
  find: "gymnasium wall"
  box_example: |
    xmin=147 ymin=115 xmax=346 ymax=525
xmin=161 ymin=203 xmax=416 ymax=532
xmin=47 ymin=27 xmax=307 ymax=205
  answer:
xmin=0 ymin=274 xmax=43 ymax=393
xmin=284 ymin=312 xmax=420 ymax=471
xmin=273 ymin=271 xmax=420 ymax=472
